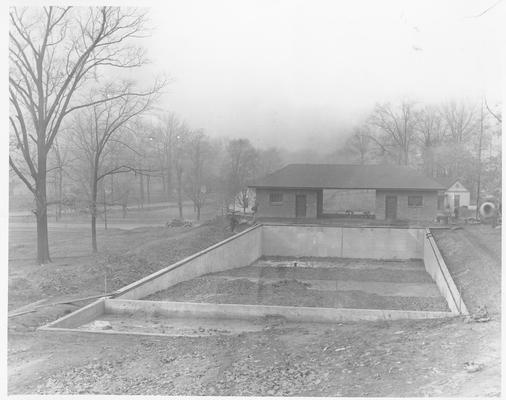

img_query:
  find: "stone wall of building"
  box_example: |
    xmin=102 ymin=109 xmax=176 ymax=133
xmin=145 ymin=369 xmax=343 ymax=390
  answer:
xmin=375 ymin=190 xmax=438 ymax=221
xmin=255 ymin=188 xmax=318 ymax=218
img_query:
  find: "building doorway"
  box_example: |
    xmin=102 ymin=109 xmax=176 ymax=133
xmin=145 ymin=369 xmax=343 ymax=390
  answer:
xmin=385 ymin=195 xmax=397 ymax=219
xmin=454 ymin=194 xmax=460 ymax=209
xmin=295 ymin=195 xmax=307 ymax=217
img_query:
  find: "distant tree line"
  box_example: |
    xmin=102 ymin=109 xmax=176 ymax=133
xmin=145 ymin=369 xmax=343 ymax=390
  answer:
xmin=329 ymin=100 xmax=502 ymax=204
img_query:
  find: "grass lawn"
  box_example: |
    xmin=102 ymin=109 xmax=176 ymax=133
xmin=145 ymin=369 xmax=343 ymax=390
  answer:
xmin=8 ymin=214 xmax=501 ymax=396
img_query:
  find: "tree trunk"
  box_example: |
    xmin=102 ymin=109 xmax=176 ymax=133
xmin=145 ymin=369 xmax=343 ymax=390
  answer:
xmin=91 ymin=166 xmax=98 ymax=253
xmin=166 ymin=147 xmax=172 ymax=200
xmin=91 ymin=211 xmax=97 ymax=252
xmin=147 ymin=175 xmax=151 ymax=204
xmin=177 ymin=167 xmax=183 ymax=219
xmin=197 ymin=204 xmax=201 ymax=220
xmin=139 ymin=173 xmax=144 ymax=209
xmin=160 ymin=169 xmax=166 ymax=193
xmin=166 ymin=167 xmax=172 ymax=202
xmin=103 ymin=184 xmax=108 ymax=230
xmin=476 ymin=104 xmax=484 ymax=219
xmin=110 ymin=174 xmax=114 ymax=204
xmin=57 ymin=168 xmax=63 ymax=219
xmin=36 ymin=154 xmax=51 ymax=264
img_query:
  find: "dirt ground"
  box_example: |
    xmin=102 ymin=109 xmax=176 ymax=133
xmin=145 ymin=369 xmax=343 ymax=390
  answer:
xmin=145 ymin=259 xmax=449 ymax=311
xmin=432 ymin=225 xmax=502 ymax=315
xmin=8 ymin=218 xmax=501 ymax=396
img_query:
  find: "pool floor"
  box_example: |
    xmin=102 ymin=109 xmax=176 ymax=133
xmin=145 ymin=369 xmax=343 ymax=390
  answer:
xmin=143 ymin=257 xmax=449 ymax=312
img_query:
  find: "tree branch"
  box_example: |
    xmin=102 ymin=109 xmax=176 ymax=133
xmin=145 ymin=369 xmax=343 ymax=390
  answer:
xmin=9 ymin=156 xmax=35 ymax=194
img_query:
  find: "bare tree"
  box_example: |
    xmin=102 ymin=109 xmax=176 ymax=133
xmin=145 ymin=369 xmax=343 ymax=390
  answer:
xmin=154 ymin=112 xmax=181 ymax=200
xmin=69 ymin=81 xmax=160 ymax=252
xmin=414 ymin=105 xmax=447 ymax=176
xmin=369 ymin=101 xmax=417 ymax=165
xmin=185 ymin=130 xmax=212 ymax=220
xmin=345 ymin=126 xmax=372 ymax=164
xmin=441 ymin=101 xmax=478 ymax=144
xmin=484 ymin=98 xmax=502 ymax=124
xmin=223 ymin=139 xmax=259 ymax=211
xmin=438 ymin=101 xmax=479 ymax=178
xmin=9 ymin=6 xmax=151 ymax=264
xmin=173 ymin=122 xmax=190 ymax=219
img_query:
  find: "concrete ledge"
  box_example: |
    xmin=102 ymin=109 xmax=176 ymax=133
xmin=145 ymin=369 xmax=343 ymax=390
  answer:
xmin=423 ymin=229 xmax=469 ymax=315
xmin=105 ymin=299 xmax=455 ymax=323
xmin=259 ymin=221 xmax=438 ymax=229
xmin=114 ymin=224 xmax=263 ymax=300
xmin=38 ymin=297 xmax=106 ymax=330
xmin=37 ymin=326 xmax=229 ymax=339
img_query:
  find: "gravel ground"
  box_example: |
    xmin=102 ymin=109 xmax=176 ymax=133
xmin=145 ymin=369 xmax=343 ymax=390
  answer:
xmin=25 ymin=317 xmax=500 ymax=396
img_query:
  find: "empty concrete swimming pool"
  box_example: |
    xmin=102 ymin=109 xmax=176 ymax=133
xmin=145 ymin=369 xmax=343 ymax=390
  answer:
xmin=40 ymin=224 xmax=468 ymax=337
xmin=144 ymin=258 xmax=448 ymax=311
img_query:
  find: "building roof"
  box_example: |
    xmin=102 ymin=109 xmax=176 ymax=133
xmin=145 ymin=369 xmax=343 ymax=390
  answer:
xmin=250 ymin=164 xmax=446 ymax=190
xmin=435 ymin=176 xmax=467 ymax=190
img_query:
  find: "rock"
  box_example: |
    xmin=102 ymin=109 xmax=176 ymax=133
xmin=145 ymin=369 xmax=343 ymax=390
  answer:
xmin=464 ymin=361 xmax=483 ymax=373
xmin=90 ymin=320 xmax=113 ymax=330
xmin=470 ymin=306 xmax=491 ymax=322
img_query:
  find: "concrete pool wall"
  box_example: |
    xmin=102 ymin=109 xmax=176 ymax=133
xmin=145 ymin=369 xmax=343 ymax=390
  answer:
xmin=39 ymin=223 xmax=467 ymax=333
xmin=261 ymin=224 xmax=424 ymax=259
xmin=423 ymin=229 xmax=468 ymax=315
xmin=114 ymin=224 xmax=426 ymax=300
xmin=113 ymin=224 xmax=263 ymax=300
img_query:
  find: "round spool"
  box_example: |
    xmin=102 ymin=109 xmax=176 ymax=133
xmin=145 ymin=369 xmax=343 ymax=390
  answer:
xmin=479 ymin=202 xmax=496 ymax=218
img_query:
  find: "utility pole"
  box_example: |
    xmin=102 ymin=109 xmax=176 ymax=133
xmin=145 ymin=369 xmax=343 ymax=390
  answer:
xmin=475 ymin=98 xmax=484 ymax=220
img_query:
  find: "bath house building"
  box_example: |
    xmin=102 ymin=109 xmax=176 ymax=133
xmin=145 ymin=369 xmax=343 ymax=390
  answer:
xmin=249 ymin=164 xmax=446 ymax=221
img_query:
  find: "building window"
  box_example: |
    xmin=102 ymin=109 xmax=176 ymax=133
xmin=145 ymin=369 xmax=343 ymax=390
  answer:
xmin=269 ymin=192 xmax=283 ymax=205
xmin=408 ymin=195 xmax=423 ymax=207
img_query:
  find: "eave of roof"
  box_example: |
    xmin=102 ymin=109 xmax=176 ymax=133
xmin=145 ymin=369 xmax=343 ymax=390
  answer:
xmin=249 ymin=163 xmax=446 ymax=191
xmin=250 ymin=185 xmax=443 ymax=191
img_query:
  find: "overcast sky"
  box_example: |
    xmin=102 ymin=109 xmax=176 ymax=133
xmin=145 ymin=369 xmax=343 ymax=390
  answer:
xmin=142 ymin=0 xmax=503 ymax=151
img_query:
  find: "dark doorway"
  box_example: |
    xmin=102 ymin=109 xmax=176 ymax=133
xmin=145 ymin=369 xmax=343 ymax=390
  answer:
xmin=385 ymin=195 xmax=397 ymax=219
xmin=295 ymin=195 xmax=307 ymax=217
xmin=454 ymin=195 xmax=460 ymax=209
